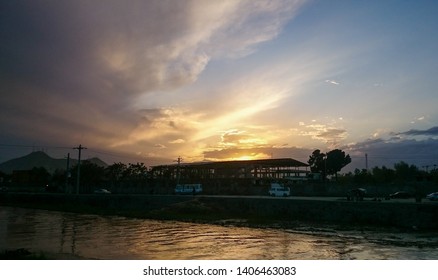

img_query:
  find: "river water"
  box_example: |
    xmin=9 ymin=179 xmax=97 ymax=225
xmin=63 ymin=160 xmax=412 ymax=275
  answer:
xmin=1 ymin=206 xmax=437 ymax=259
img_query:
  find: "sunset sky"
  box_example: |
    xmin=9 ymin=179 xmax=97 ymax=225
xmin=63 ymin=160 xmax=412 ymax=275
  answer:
xmin=1 ymin=0 xmax=438 ymax=171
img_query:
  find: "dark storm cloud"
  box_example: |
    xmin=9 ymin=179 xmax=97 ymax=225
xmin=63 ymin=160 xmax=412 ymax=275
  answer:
xmin=397 ymin=126 xmax=438 ymax=136
xmin=345 ymin=137 xmax=438 ymax=171
xmin=346 ymin=126 xmax=438 ymax=169
xmin=347 ymin=138 xmax=385 ymax=150
xmin=1 ymin=1 xmax=192 ymax=98
xmin=0 ymin=1 xmax=200 ymax=146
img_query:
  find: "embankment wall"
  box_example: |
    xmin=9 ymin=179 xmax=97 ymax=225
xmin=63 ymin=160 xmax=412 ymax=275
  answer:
xmin=1 ymin=193 xmax=437 ymax=229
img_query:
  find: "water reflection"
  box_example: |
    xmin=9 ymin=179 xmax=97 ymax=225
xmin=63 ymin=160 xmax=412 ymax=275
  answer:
xmin=0 ymin=206 xmax=437 ymax=259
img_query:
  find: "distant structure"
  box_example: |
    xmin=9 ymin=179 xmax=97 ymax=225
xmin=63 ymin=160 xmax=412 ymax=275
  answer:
xmin=150 ymin=158 xmax=310 ymax=186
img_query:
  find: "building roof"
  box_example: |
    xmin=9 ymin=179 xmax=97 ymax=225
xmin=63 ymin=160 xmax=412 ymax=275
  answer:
xmin=155 ymin=158 xmax=309 ymax=169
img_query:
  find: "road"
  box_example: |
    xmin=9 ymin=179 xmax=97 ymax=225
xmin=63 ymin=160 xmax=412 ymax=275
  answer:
xmin=191 ymin=194 xmax=438 ymax=204
xmin=3 ymin=191 xmax=438 ymax=204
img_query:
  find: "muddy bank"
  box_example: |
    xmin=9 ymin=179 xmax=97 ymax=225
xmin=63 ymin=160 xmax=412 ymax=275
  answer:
xmin=0 ymin=248 xmax=87 ymax=260
xmin=1 ymin=193 xmax=437 ymax=230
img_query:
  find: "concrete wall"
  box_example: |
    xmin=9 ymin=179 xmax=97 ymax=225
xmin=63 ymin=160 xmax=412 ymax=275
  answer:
xmin=198 ymin=196 xmax=438 ymax=229
xmin=1 ymin=193 xmax=437 ymax=229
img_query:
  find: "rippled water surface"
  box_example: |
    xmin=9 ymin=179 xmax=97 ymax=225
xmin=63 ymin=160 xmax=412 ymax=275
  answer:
xmin=1 ymin=206 xmax=437 ymax=259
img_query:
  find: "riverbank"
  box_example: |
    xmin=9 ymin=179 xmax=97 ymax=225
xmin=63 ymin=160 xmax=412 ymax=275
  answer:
xmin=0 ymin=248 xmax=88 ymax=260
xmin=1 ymin=193 xmax=438 ymax=231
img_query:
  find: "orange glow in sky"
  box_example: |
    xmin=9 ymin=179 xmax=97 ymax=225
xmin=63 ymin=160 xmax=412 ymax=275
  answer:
xmin=2 ymin=1 xmax=438 ymax=170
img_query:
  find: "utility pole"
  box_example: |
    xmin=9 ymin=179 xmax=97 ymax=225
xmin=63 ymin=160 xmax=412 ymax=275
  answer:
xmin=365 ymin=153 xmax=368 ymax=172
xmin=323 ymin=152 xmax=327 ymax=185
xmin=65 ymin=153 xmax=70 ymax=193
xmin=174 ymin=156 xmax=182 ymax=185
xmin=73 ymin=144 xmax=87 ymax=194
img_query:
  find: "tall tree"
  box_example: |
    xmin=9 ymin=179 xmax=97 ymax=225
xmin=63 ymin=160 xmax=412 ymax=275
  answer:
xmin=325 ymin=149 xmax=351 ymax=180
xmin=308 ymin=149 xmax=326 ymax=178
xmin=308 ymin=149 xmax=352 ymax=181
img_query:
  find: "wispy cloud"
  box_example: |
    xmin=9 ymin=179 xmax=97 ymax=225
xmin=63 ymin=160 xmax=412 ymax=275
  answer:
xmin=203 ymin=146 xmax=312 ymax=161
xmin=0 ymin=0 xmax=307 ymax=161
xmin=316 ymin=128 xmax=348 ymax=140
xmin=325 ymin=79 xmax=340 ymax=85
xmin=169 ymin=139 xmax=186 ymax=144
xmin=298 ymin=118 xmax=348 ymax=148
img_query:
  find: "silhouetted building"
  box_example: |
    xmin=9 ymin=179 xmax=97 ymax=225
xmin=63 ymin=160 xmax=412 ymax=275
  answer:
xmin=151 ymin=158 xmax=310 ymax=188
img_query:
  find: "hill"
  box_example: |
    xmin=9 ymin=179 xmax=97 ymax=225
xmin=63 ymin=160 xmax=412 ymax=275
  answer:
xmin=0 ymin=151 xmax=108 ymax=174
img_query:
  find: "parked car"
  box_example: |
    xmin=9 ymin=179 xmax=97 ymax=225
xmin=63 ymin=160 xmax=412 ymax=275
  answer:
xmin=174 ymin=184 xmax=202 ymax=195
xmin=268 ymin=183 xmax=290 ymax=197
xmin=389 ymin=191 xmax=411 ymax=199
xmin=94 ymin=188 xmax=111 ymax=194
xmin=426 ymin=192 xmax=438 ymax=201
xmin=346 ymin=188 xmax=367 ymax=201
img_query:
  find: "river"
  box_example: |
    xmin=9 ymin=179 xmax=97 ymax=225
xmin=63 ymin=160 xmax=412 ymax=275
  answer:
xmin=1 ymin=206 xmax=437 ymax=259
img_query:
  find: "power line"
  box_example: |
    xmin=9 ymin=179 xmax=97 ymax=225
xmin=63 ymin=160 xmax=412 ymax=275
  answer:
xmin=0 ymin=143 xmax=162 ymax=163
xmin=87 ymin=148 xmax=168 ymax=166
xmin=87 ymin=148 xmax=146 ymax=162
xmin=0 ymin=144 xmax=72 ymax=149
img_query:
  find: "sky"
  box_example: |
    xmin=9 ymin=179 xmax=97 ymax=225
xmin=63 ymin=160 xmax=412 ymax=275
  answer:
xmin=1 ymin=0 xmax=438 ymax=172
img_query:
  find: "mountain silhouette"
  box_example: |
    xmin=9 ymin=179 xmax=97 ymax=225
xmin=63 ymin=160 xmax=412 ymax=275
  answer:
xmin=0 ymin=151 xmax=108 ymax=174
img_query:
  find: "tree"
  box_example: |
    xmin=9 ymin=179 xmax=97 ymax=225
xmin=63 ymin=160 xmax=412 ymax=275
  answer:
xmin=71 ymin=161 xmax=105 ymax=193
xmin=372 ymin=166 xmax=395 ymax=184
xmin=125 ymin=162 xmax=148 ymax=180
xmin=308 ymin=149 xmax=352 ymax=181
xmin=30 ymin=167 xmax=50 ymax=188
xmin=308 ymin=149 xmax=326 ymax=178
xmin=352 ymin=168 xmax=373 ymax=184
xmin=394 ymin=161 xmax=418 ymax=182
xmin=124 ymin=162 xmax=149 ymax=192
xmin=325 ymin=149 xmax=351 ymax=180
xmin=106 ymin=162 xmax=127 ymax=182
xmin=105 ymin=162 xmax=128 ymax=191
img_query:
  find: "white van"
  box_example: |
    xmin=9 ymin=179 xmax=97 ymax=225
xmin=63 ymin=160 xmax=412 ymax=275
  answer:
xmin=268 ymin=183 xmax=290 ymax=197
xmin=174 ymin=184 xmax=202 ymax=194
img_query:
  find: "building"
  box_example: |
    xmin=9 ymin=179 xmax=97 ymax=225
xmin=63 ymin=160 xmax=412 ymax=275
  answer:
xmin=150 ymin=158 xmax=310 ymax=194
